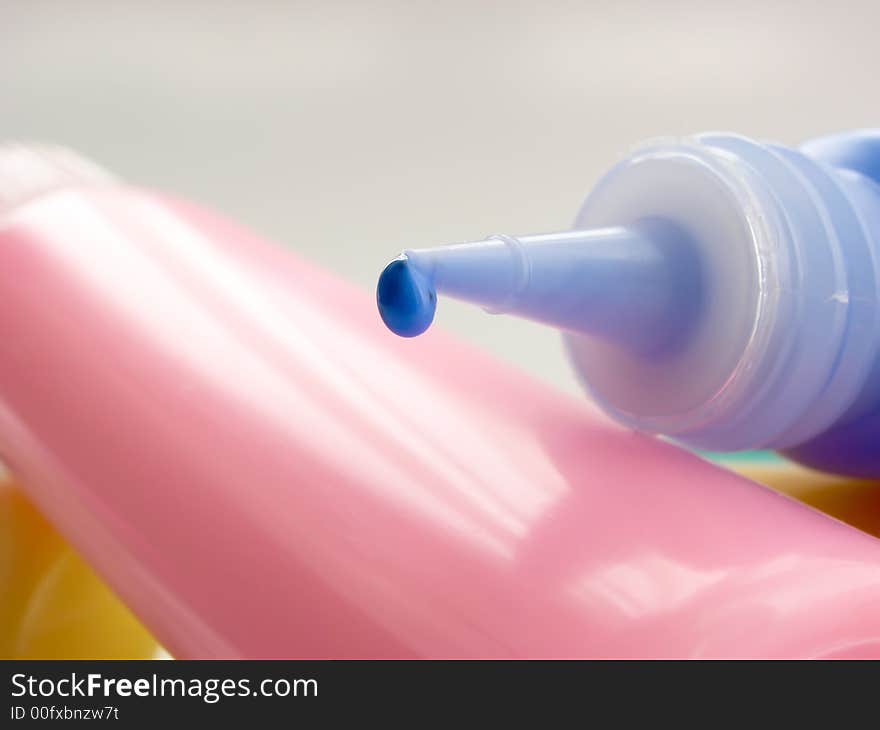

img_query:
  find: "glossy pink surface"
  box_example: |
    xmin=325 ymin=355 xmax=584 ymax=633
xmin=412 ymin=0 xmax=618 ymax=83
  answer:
xmin=1 ymin=185 xmax=880 ymax=658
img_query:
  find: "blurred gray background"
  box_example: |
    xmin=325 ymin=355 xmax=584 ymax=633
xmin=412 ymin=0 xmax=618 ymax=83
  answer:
xmin=3 ymin=0 xmax=877 ymax=396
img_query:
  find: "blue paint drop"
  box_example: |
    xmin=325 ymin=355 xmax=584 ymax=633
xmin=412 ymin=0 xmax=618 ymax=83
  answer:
xmin=376 ymin=255 xmax=437 ymax=337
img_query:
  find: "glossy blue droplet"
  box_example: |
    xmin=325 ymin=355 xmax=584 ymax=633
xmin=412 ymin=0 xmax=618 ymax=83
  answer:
xmin=376 ymin=255 xmax=437 ymax=337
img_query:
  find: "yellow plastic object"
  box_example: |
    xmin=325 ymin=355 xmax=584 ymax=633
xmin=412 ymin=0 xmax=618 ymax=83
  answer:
xmin=731 ymin=461 xmax=880 ymax=540
xmin=0 ymin=475 xmax=161 ymax=659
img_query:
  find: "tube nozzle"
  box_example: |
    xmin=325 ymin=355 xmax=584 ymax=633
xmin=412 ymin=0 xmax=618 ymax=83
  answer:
xmin=377 ymin=220 xmax=700 ymax=355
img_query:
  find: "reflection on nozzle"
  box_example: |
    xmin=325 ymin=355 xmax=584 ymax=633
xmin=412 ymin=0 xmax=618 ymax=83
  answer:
xmin=377 ymin=220 xmax=701 ymax=355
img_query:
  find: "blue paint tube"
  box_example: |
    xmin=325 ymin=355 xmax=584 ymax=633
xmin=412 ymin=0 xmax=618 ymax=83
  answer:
xmin=378 ymin=131 xmax=880 ymax=477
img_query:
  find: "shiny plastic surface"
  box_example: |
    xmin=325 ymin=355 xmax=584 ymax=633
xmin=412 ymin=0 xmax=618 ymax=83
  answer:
xmin=4 ymin=458 xmax=877 ymax=659
xmin=2 ymin=186 xmax=880 ymax=657
xmin=0 ymin=474 xmax=160 ymax=659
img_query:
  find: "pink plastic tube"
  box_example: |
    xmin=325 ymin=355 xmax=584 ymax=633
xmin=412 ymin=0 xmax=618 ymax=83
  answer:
xmin=2 ymin=148 xmax=880 ymax=658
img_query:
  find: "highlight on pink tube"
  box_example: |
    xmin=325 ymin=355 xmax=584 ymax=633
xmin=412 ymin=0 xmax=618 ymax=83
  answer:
xmin=1 ymin=146 xmax=880 ymax=659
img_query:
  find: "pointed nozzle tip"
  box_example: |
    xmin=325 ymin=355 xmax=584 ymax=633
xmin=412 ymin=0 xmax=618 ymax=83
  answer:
xmin=377 ymin=254 xmax=437 ymax=337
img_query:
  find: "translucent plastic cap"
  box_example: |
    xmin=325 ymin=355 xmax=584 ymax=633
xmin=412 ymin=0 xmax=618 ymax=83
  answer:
xmin=378 ymin=133 xmax=880 ymax=454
